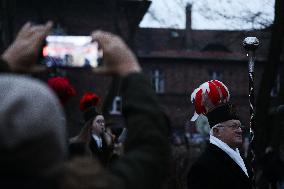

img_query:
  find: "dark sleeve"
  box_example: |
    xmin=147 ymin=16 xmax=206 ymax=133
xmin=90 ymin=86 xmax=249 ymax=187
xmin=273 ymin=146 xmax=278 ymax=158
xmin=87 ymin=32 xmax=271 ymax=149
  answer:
xmin=0 ymin=59 xmax=11 ymax=73
xmin=187 ymin=162 xmax=211 ymax=189
xmin=101 ymin=137 xmax=115 ymax=166
xmin=110 ymin=73 xmax=171 ymax=189
xmin=68 ymin=142 xmax=88 ymax=159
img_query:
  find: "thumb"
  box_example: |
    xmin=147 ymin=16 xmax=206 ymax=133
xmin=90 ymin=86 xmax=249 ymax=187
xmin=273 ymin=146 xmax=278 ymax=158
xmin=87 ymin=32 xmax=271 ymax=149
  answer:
xmin=30 ymin=65 xmax=47 ymax=73
xmin=92 ymin=66 xmax=115 ymax=75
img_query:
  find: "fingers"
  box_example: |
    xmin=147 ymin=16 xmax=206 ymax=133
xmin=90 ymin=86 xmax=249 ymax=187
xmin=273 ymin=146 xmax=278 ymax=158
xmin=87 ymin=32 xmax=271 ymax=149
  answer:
xmin=4 ymin=21 xmax=53 ymax=73
xmin=31 ymin=21 xmax=53 ymax=35
xmin=91 ymin=30 xmax=124 ymax=51
xmin=30 ymin=21 xmax=53 ymax=50
xmin=30 ymin=65 xmax=47 ymax=73
xmin=11 ymin=64 xmax=47 ymax=74
xmin=92 ymin=66 xmax=115 ymax=75
xmin=43 ymin=21 xmax=53 ymax=37
xmin=16 ymin=22 xmax=32 ymax=39
xmin=31 ymin=21 xmax=53 ymax=38
xmin=91 ymin=31 xmax=112 ymax=49
xmin=18 ymin=21 xmax=53 ymax=40
xmin=91 ymin=30 xmax=141 ymax=76
xmin=22 ymin=22 xmax=32 ymax=30
xmin=17 ymin=22 xmax=32 ymax=37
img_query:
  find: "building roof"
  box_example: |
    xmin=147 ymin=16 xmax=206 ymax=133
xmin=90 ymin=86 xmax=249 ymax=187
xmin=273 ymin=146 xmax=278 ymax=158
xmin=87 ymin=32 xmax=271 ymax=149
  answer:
xmin=138 ymin=50 xmax=262 ymax=62
xmin=134 ymin=27 xmax=271 ymax=61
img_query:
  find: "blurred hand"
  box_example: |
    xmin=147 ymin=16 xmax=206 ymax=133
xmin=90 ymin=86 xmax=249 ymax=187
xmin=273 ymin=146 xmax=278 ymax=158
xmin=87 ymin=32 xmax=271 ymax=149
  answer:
xmin=91 ymin=31 xmax=141 ymax=76
xmin=113 ymin=142 xmax=124 ymax=156
xmin=2 ymin=21 xmax=53 ymax=73
xmin=103 ymin=131 xmax=115 ymax=147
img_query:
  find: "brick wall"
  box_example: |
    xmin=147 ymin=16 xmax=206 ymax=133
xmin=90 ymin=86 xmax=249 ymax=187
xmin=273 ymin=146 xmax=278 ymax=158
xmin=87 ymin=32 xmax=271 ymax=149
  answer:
xmin=140 ymin=57 xmax=265 ymax=129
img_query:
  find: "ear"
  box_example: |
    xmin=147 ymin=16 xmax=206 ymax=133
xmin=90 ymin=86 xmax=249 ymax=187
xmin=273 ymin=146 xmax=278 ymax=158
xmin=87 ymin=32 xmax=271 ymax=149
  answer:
xmin=212 ymin=127 xmax=219 ymax=136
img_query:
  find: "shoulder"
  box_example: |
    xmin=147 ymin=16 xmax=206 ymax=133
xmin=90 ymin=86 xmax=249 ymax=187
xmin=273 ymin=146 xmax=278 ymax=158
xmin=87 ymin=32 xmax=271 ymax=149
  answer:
xmin=196 ymin=144 xmax=224 ymax=162
xmin=189 ymin=145 xmax=217 ymax=172
xmin=189 ymin=143 xmax=230 ymax=174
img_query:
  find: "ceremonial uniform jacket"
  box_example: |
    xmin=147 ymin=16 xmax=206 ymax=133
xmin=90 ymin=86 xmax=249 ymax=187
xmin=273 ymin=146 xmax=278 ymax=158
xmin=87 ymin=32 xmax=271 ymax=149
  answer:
xmin=89 ymin=134 xmax=112 ymax=166
xmin=187 ymin=143 xmax=253 ymax=189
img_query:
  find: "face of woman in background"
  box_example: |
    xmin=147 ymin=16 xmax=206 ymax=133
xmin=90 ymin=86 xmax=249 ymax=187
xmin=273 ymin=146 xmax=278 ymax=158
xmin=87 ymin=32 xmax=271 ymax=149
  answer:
xmin=92 ymin=115 xmax=105 ymax=135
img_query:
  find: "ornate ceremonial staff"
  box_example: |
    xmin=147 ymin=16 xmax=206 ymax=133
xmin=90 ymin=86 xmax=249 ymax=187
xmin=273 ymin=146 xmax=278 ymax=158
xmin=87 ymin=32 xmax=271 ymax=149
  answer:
xmin=243 ymin=37 xmax=259 ymax=136
xmin=243 ymin=37 xmax=259 ymax=188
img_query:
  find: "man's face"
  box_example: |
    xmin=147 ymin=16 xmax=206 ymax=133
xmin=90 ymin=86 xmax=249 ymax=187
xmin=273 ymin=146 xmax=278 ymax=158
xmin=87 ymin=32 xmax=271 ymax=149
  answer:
xmin=92 ymin=115 xmax=105 ymax=135
xmin=214 ymin=119 xmax=243 ymax=149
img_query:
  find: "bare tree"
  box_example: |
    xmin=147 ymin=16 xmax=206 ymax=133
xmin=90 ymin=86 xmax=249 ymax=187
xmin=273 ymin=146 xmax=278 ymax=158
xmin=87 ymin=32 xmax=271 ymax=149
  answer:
xmin=141 ymin=0 xmax=192 ymax=28
xmin=196 ymin=0 xmax=274 ymax=30
xmin=142 ymin=0 xmax=273 ymax=30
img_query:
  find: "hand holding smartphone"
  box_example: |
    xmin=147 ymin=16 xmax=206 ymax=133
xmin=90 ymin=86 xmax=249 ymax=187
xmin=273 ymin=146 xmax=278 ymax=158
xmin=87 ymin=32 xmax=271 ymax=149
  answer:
xmin=42 ymin=36 xmax=102 ymax=68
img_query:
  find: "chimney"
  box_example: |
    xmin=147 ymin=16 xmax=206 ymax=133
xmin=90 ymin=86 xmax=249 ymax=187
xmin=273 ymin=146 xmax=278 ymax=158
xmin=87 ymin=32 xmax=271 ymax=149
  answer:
xmin=186 ymin=3 xmax=192 ymax=30
xmin=185 ymin=3 xmax=193 ymax=49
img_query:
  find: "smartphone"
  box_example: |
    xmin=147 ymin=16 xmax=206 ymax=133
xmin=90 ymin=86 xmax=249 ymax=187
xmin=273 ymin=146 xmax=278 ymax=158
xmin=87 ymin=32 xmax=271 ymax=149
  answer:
xmin=117 ymin=128 xmax=128 ymax=143
xmin=42 ymin=36 xmax=102 ymax=68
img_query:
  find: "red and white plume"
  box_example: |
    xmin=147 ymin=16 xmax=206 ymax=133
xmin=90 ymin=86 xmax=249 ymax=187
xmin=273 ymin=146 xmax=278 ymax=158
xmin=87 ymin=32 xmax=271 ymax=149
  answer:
xmin=47 ymin=76 xmax=76 ymax=105
xmin=79 ymin=92 xmax=100 ymax=111
xmin=190 ymin=80 xmax=230 ymax=121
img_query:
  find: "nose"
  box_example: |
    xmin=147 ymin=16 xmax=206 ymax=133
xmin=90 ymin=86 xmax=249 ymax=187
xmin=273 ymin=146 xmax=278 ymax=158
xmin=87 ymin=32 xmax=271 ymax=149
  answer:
xmin=236 ymin=126 xmax=242 ymax=133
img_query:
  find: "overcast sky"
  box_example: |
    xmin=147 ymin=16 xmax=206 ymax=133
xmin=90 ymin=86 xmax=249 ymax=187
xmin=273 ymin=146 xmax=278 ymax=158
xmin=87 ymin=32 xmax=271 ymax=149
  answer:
xmin=140 ymin=0 xmax=275 ymax=30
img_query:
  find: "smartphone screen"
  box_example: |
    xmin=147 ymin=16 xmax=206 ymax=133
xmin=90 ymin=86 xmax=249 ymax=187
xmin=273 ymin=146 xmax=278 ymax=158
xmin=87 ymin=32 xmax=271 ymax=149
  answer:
xmin=42 ymin=36 xmax=102 ymax=68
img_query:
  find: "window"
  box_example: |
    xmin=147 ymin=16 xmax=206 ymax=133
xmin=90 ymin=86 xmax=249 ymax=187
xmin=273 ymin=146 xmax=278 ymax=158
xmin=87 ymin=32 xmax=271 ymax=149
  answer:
xmin=210 ymin=70 xmax=223 ymax=81
xmin=151 ymin=69 xmax=165 ymax=93
xmin=170 ymin=31 xmax=179 ymax=38
xmin=109 ymin=96 xmax=122 ymax=115
xmin=270 ymin=74 xmax=280 ymax=97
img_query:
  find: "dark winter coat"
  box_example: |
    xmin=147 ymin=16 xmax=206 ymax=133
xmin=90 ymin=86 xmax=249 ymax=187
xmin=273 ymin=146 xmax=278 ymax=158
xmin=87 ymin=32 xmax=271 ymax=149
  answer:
xmin=187 ymin=143 xmax=253 ymax=189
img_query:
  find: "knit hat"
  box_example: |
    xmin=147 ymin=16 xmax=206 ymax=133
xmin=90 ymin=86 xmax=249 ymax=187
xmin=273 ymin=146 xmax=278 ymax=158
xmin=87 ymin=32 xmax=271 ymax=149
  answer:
xmin=0 ymin=74 xmax=67 ymax=176
xmin=47 ymin=76 xmax=76 ymax=105
xmin=190 ymin=80 xmax=238 ymax=127
xmin=79 ymin=92 xmax=100 ymax=122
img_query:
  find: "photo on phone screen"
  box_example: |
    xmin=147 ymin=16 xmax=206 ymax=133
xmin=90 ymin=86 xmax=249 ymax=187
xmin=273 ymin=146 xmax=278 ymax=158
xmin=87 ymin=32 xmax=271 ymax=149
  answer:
xmin=42 ymin=36 xmax=102 ymax=68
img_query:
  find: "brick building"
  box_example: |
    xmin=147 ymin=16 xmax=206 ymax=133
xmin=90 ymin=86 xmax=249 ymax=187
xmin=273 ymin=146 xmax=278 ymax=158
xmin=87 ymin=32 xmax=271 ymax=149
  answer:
xmin=0 ymin=1 xmax=278 ymax=137
xmin=134 ymin=5 xmax=272 ymax=132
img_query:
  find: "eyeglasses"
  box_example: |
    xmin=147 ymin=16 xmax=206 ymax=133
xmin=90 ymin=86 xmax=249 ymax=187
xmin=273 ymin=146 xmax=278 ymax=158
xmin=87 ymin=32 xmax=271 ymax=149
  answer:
xmin=217 ymin=124 xmax=243 ymax=130
xmin=96 ymin=119 xmax=105 ymax=125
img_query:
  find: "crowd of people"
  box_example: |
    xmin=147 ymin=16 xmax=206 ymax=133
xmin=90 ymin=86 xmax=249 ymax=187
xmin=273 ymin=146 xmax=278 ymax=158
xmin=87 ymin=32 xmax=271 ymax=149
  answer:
xmin=2 ymin=20 xmax=280 ymax=189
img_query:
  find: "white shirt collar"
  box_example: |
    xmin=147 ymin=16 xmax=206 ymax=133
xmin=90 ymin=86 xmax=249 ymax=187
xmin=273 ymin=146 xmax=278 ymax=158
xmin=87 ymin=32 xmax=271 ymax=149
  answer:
xmin=92 ymin=134 xmax=102 ymax=148
xmin=209 ymin=135 xmax=249 ymax=177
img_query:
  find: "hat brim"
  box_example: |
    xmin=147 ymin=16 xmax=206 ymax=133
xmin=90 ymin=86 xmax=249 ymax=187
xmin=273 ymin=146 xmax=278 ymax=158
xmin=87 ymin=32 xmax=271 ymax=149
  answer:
xmin=190 ymin=112 xmax=199 ymax=121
